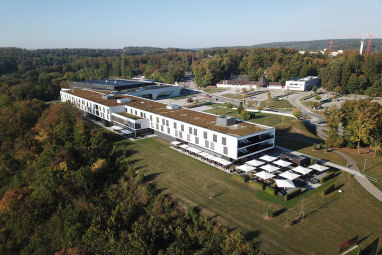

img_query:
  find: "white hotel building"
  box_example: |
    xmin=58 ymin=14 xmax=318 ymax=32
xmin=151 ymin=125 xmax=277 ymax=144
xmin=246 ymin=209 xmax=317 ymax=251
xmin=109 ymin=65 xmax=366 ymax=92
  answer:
xmin=60 ymin=88 xmax=275 ymax=162
xmin=285 ymin=76 xmax=320 ymax=91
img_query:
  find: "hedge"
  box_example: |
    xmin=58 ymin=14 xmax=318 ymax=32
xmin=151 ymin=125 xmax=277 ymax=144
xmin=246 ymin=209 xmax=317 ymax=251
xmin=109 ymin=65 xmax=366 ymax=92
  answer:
xmin=284 ymin=188 xmax=301 ymax=201
xmin=320 ymin=172 xmax=337 ymax=184
xmin=232 ymin=174 xmax=246 ymax=183
xmin=323 ymin=184 xmax=336 ymax=196
xmin=248 ymin=180 xmax=264 ymax=190
xmin=265 ymin=186 xmax=276 ymax=196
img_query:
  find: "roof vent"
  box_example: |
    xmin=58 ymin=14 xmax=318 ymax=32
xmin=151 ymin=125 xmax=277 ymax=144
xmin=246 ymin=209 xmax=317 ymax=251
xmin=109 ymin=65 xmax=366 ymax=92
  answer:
xmin=102 ymin=94 xmax=115 ymax=100
xmin=117 ymin=98 xmax=131 ymax=103
xmin=167 ymin=104 xmax=180 ymax=110
xmin=216 ymin=115 xmax=236 ymax=127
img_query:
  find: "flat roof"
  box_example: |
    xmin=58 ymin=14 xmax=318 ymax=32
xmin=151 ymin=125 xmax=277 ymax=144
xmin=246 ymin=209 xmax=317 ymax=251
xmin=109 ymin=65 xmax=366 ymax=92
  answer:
xmin=64 ymin=89 xmax=271 ymax=137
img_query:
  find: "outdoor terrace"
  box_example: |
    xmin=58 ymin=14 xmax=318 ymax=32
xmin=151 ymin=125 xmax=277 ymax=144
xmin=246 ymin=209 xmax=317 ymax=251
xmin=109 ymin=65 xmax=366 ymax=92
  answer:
xmin=65 ymin=89 xmax=270 ymax=136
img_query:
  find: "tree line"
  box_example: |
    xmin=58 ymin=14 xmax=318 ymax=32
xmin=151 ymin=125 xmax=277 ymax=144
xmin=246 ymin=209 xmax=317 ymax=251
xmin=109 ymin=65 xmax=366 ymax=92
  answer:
xmin=0 ymin=100 xmax=264 ymax=254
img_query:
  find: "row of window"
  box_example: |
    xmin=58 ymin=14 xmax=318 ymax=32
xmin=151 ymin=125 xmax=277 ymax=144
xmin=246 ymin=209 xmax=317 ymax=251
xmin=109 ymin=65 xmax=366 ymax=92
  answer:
xmin=62 ymin=93 xmax=110 ymax=120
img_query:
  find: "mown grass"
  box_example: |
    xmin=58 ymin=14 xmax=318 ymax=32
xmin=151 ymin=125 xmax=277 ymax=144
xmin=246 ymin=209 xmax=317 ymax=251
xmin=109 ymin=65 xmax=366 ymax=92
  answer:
xmin=221 ymin=93 xmax=245 ymax=99
xmin=203 ymin=88 xmax=228 ymax=94
xmin=124 ymin=138 xmax=382 ymax=255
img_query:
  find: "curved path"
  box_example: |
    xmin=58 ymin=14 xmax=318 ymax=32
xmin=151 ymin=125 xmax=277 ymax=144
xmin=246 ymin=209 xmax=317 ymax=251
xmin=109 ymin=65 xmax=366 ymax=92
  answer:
xmin=287 ymin=92 xmax=382 ymax=202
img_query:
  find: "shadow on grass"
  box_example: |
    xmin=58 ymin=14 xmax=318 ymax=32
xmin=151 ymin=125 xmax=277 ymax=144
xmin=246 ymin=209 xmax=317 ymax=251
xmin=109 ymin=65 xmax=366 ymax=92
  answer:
xmin=272 ymin=207 xmax=288 ymax=217
xmin=276 ymin=131 xmax=324 ymax=152
xmin=357 ymin=232 xmax=373 ymax=245
xmin=366 ymin=162 xmax=382 ymax=172
xmin=144 ymin=172 xmax=162 ymax=182
xmin=244 ymin=230 xmax=261 ymax=242
xmin=360 ymin=237 xmax=379 ymax=255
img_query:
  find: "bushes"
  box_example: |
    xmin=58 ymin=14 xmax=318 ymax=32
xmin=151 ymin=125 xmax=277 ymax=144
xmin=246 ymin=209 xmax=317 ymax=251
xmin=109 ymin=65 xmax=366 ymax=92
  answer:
xmin=320 ymin=172 xmax=337 ymax=184
xmin=265 ymin=186 xmax=276 ymax=196
xmin=284 ymin=189 xmax=301 ymax=201
xmin=314 ymin=95 xmax=321 ymax=100
xmin=232 ymin=174 xmax=246 ymax=183
xmin=248 ymin=180 xmax=263 ymax=190
xmin=310 ymin=158 xmax=317 ymax=165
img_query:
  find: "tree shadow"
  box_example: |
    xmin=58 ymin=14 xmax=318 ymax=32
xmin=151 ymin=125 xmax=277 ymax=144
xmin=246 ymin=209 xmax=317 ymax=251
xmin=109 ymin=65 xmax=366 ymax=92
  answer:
xmin=144 ymin=172 xmax=162 ymax=182
xmin=276 ymin=130 xmax=325 ymax=152
xmin=244 ymin=230 xmax=261 ymax=242
xmin=366 ymin=162 xmax=382 ymax=172
xmin=357 ymin=233 xmax=374 ymax=245
xmin=272 ymin=207 xmax=288 ymax=217
xmin=360 ymin=237 xmax=379 ymax=255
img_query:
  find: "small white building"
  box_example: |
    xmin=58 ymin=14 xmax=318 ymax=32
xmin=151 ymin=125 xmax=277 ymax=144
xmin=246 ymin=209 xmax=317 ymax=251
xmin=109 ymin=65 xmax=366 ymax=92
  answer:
xmin=285 ymin=76 xmax=320 ymax=91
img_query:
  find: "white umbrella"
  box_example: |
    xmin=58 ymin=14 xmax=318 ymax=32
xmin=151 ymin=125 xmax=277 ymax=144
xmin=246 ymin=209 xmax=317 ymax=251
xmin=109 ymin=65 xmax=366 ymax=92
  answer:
xmin=260 ymin=164 xmax=280 ymax=173
xmin=216 ymin=158 xmax=232 ymax=167
xmin=254 ymin=171 xmax=275 ymax=180
xmin=237 ymin=164 xmax=256 ymax=173
xmin=309 ymin=164 xmax=329 ymax=172
xmin=279 ymin=170 xmax=300 ymax=180
xmin=273 ymin=159 xmax=292 ymax=167
xmin=246 ymin=159 xmax=265 ymax=167
xmin=275 ymin=179 xmax=295 ymax=188
xmin=259 ymin=155 xmax=277 ymax=162
xmin=171 ymin=141 xmax=181 ymax=146
xmin=291 ymin=166 xmax=312 ymax=175
xmin=179 ymin=144 xmax=190 ymax=149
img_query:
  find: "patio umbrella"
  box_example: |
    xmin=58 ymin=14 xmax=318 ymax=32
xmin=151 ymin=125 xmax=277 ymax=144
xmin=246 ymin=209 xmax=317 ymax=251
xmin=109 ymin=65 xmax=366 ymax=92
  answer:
xmin=309 ymin=164 xmax=329 ymax=172
xmin=291 ymin=166 xmax=312 ymax=175
xmin=273 ymin=159 xmax=292 ymax=167
xmin=260 ymin=164 xmax=280 ymax=173
xmin=259 ymin=155 xmax=277 ymax=162
xmin=171 ymin=141 xmax=181 ymax=146
xmin=246 ymin=159 xmax=265 ymax=167
xmin=279 ymin=170 xmax=300 ymax=180
xmin=254 ymin=171 xmax=275 ymax=180
xmin=275 ymin=179 xmax=295 ymax=188
xmin=237 ymin=164 xmax=256 ymax=173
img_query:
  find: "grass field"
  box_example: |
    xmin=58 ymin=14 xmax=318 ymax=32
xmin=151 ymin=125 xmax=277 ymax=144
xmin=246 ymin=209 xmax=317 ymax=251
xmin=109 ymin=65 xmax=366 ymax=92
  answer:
xmin=203 ymin=88 xmax=228 ymax=94
xmin=265 ymin=99 xmax=293 ymax=109
xmin=221 ymin=93 xmax=245 ymax=100
xmin=123 ymin=138 xmax=382 ymax=255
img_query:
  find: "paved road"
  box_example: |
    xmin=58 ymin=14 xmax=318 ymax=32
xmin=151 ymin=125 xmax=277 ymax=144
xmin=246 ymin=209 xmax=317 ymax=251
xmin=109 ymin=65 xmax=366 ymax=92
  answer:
xmin=286 ymin=93 xmax=382 ymax=202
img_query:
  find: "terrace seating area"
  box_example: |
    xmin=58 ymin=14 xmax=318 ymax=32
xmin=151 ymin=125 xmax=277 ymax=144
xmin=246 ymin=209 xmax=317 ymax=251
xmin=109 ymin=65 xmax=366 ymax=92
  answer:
xmin=171 ymin=141 xmax=233 ymax=170
xmin=234 ymin=153 xmax=330 ymax=196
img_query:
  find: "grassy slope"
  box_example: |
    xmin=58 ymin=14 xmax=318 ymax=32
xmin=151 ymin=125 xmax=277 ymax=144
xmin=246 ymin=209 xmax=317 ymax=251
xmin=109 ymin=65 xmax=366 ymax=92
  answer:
xmin=125 ymin=138 xmax=382 ymax=255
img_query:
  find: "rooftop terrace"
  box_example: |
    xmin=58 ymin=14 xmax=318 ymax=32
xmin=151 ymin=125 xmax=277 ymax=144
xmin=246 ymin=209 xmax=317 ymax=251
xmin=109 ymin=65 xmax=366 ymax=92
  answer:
xmin=65 ymin=89 xmax=270 ymax=136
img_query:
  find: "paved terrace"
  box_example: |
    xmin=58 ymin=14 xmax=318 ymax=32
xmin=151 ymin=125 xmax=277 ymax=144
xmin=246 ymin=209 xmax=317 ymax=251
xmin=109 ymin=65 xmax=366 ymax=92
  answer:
xmin=66 ymin=89 xmax=271 ymax=137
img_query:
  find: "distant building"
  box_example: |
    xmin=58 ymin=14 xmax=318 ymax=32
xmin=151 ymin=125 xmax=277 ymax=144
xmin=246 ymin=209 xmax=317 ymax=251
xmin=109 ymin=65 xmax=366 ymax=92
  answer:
xmin=285 ymin=76 xmax=320 ymax=91
xmin=69 ymin=79 xmax=180 ymax=99
xmin=216 ymin=76 xmax=284 ymax=90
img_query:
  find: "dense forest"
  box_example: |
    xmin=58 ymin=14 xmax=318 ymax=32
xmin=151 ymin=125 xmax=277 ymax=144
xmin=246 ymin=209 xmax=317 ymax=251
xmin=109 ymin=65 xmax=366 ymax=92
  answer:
xmin=0 ymin=99 xmax=263 ymax=254
xmin=0 ymin=46 xmax=381 ymax=104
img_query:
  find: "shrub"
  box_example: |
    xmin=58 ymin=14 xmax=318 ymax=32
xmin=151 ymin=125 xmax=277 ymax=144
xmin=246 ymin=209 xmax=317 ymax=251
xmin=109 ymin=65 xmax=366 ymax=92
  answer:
xmin=320 ymin=172 xmax=337 ymax=184
xmin=293 ymin=108 xmax=302 ymax=118
xmin=249 ymin=180 xmax=264 ymax=190
xmin=310 ymin=158 xmax=317 ymax=165
xmin=312 ymin=85 xmax=317 ymax=93
xmin=265 ymin=186 xmax=276 ymax=196
xmin=232 ymin=174 xmax=246 ymax=183
xmin=186 ymin=97 xmax=193 ymax=103
xmin=284 ymin=189 xmax=301 ymax=201
xmin=237 ymin=103 xmax=244 ymax=114
xmin=314 ymin=95 xmax=321 ymax=100
xmin=323 ymin=184 xmax=336 ymax=196
xmin=265 ymin=207 xmax=273 ymax=217
xmin=226 ymin=102 xmax=233 ymax=109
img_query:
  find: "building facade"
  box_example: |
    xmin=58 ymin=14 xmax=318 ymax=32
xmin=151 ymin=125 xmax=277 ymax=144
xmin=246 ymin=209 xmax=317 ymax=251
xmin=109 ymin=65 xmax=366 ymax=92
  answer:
xmin=60 ymin=89 xmax=275 ymax=162
xmin=285 ymin=76 xmax=320 ymax=91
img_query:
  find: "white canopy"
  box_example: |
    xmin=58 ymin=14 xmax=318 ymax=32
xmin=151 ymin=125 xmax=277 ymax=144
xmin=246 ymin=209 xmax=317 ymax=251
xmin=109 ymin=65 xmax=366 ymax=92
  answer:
xmin=260 ymin=164 xmax=280 ymax=173
xmin=199 ymin=151 xmax=210 ymax=158
xmin=254 ymin=171 xmax=275 ymax=180
xmin=273 ymin=159 xmax=292 ymax=167
xmin=179 ymin=144 xmax=190 ymax=149
xmin=237 ymin=164 xmax=256 ymax=173
xmin=246 ymin=159 xmax=265 ymax=167
xmin=309 ymin=164 xmax=329 ymax=172
xmin=215 ymin=158 xmax=232 ymax=167
xmin=275 ymin=179 xmax=295 ymax=188
xmin=291 ymin=166 xmax=312 ymax=175
xmin=111 ymin=125 xmax=123 ymax=130
xmin=188 ymin=147 xmax=201 ymax=154
xmin=279 ymin=170 xmax=300 ymax=180
xmin=171 ymin=141 xmax=181 ymax=146
xmin=259 ymin=155 xmax=277 ymax=162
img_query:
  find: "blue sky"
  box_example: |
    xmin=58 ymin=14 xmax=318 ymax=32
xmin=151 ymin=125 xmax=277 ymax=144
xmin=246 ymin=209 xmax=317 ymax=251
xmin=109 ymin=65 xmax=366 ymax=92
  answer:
xmin=1 ymin=0 xmax=381 ymax=49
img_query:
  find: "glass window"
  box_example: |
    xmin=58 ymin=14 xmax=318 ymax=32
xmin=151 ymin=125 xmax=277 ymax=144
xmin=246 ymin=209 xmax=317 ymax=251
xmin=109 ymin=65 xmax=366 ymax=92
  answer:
xmin=222 ymin=137 xmax=226 ymax=145
xmin=210 ymin=142 xmax=215 ymax=150
xmin=194 ymin=128 xmax=197 ymax=136
xmin=162 ymin=119 xmax=165 ymax=125
xmin=175 ymin=130 xmax=178 ymax=137
xmin=181 ymin=124 xmax=184 ymax=131
xmin=166 ymin=120 xmax=169 ymax=126
xmin=189 ymin=127 xmax=192 ymax=134
xmin=223 ymin=146 xmax=228 ymax=155
xmin=203 ymin=131 xmax=207 ymax=139
xmin=156 ymin=117 xmax=159 ymax=123
xmin=174 ymin=122 xmax=177 ymax=129
xmin=195 ymin=137 xmax=199 ymax=144
xmin=213 ymin=134 xmax=217 ymax=142
xmin=179 ymin=132 xmax=183 ymax=138
xmin=161 ymin=125 xmax=164 ymax=132
xmin=205 ymin=140 xmax=209 ymax=148
xmin=167 ymin=127 xmax=170 ymax=134
xmin=156 ymin=123 xmax=159 ymax=130
xmin=150 ymin=115 xmax=153 ymax=121
xmin=187 ymin=134 xmax=190 ymax=141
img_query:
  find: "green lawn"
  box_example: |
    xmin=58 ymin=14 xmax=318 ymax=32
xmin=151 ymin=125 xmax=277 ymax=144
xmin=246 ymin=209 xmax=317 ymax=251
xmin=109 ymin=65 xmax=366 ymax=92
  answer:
xmin=123 ymin=138 xmax=382 ymax=255
xmin=265 ymin=99 xmax=293 ymax=109
xmin=221 ymin=93 xmax=245 ymax=100
xmin=203 ymin=88 xmax=228 ymax=94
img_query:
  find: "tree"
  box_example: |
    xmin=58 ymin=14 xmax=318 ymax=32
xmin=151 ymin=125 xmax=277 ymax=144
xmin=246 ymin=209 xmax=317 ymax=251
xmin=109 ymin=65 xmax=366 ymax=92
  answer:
xmin=236 ymin=103 xmax=244 ymax=114
xmin=267 ymin=91 xmax=272 ymax=100
xmin=312 ymin=85 xmax=317 ymax=93
xmin=325 ymin=130 xmax=343 ymax=148
xmin=293 ymin=108 xmax=302 ymax=118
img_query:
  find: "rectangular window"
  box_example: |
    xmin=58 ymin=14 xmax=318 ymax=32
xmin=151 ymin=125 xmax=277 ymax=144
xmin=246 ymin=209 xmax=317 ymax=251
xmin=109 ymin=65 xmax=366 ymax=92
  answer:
xmin=187 ymin=134 xmax=191 ymax=141
xmin=166 ymin=120 xmax=169 ymax=126
xmin=167 ymin=127 xmax=170 ymax=134
xmin=210 ymin=142 xmax=215 ymax=150
xmin=156 ymin=117 xmax=159 ymax=123
xmin=175 ymin=130 xmax=178 ymax=137
xmin=150 ymin=115 xmax=153 ymax=121
xmin=203 ymin=131 xmax=207 ymax=139
xmin=195 ymin=137 xmax=199 ymax=144
xmin=223 ymin=146 xmax=228 ymax=155
xmin=160 ymin=125 xmax=164 ymax=132
xmin=213 ymin=134 xmax=217 ymax=142
xmin=174 ymin=122 xmax=177 ymax=129
xmin=181 ymin=124 xmax=184 ymax=132
xmin=194 ymin=128 xmax=197 ymax=136
xmin=162 ymin=119 xmax=165 ymax=125
xmin=150 ymin=122 xmax=154 ymax=128
xmin=179 ymin=132 xmax=183 ymax=138
xmin=156 ymin=123 xmax=159 ymax=130
xmin=205 ymin=140 xmax=209 ymax=148
xmin=135 ymin=110 xmax=137 ymax=115
xmin=189 ymin=127 xmax=192 ymax=134
xmin=222 ymin=137 xmax=226 ymax=145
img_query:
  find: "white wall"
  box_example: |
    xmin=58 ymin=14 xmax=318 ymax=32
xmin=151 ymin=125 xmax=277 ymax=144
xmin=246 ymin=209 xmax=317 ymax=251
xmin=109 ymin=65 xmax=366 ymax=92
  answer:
xmin=217 ymin=84 xmax=256 ymax=90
